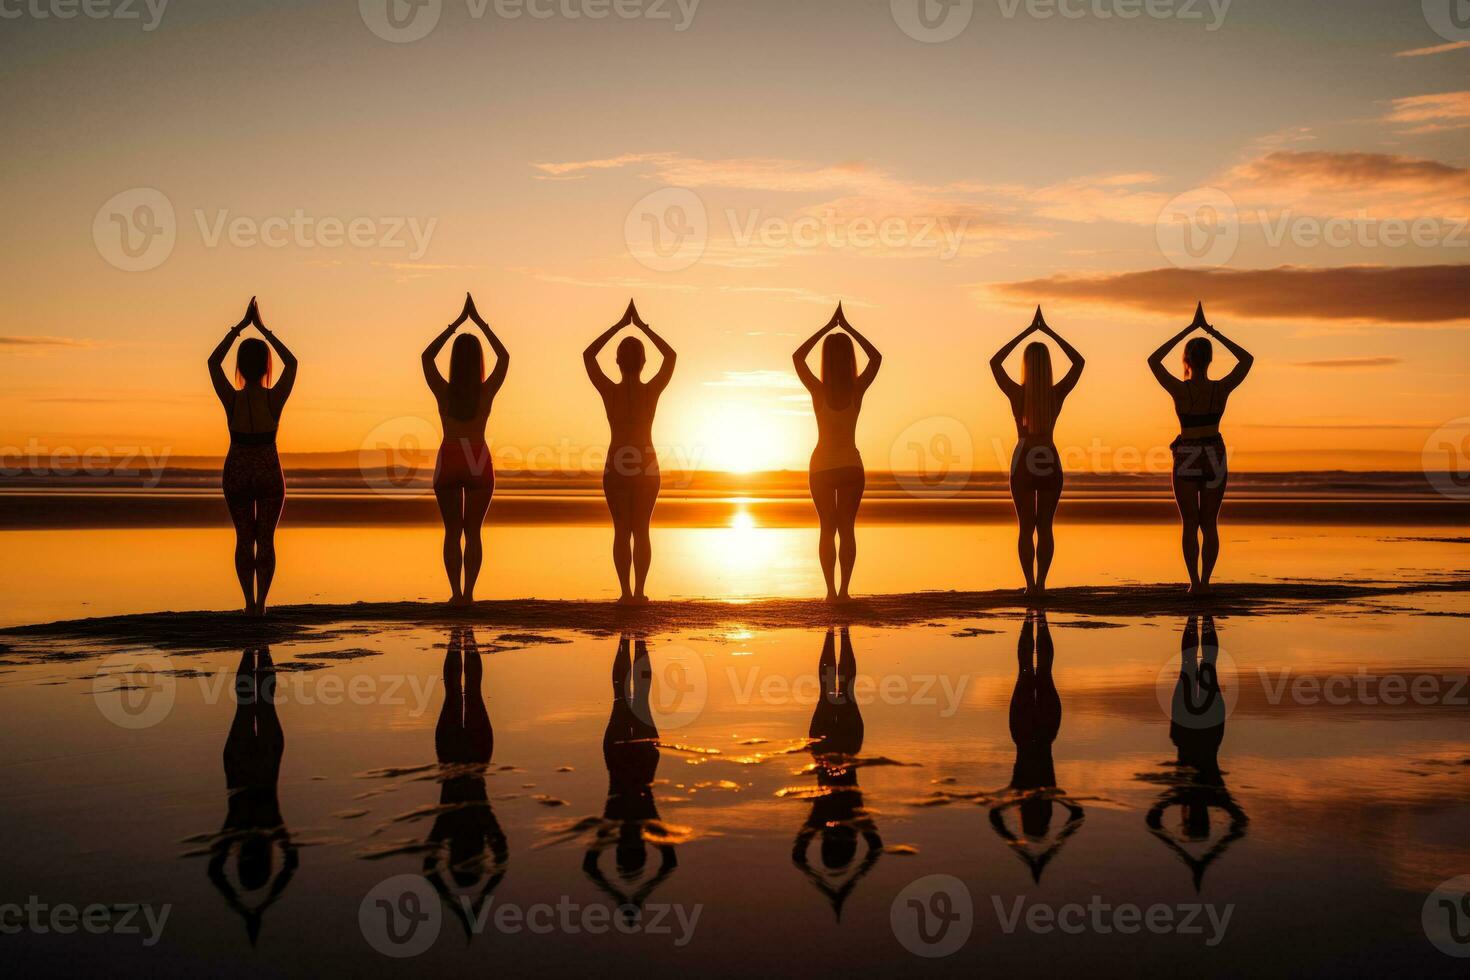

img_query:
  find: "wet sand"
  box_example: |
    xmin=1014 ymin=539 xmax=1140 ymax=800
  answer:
xmin=5 ymin=576 xmax=1466 ymax=654
xmin=3 ymin=490 xmax=1467 ymax=528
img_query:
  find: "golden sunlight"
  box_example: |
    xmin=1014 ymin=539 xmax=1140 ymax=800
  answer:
xmin=689 ymin=404 xmax=801 ymax=474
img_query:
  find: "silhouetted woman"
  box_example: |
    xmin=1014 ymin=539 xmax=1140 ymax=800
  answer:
xmin=794 ymin=304 xmax=882 ymax=602
xmin=1148 ymin=304 xmax=1253 ymax=594
xmin=208 ymin=646 xmax=297 ymax=946
xmin=583 ymin=301 xmax=676 ymax=604
xmin=1145 ymin=615 xmax=1249 ymax=889
xmin=792 ymin=626 xmax=882 ymax=920
xmin=422 ymin=293 xmax=509 ymax=606
xmin=584 ymin=633 xmax=678 ymax=922
xmin=988 ymin=611 xmax=1084 ymax=883
xmin=426 ymin=627 xmax=508 ymax=937
xmin=208 ymin=298 xmax=298 ymax=617
xmin=990 ymin=308 xmax=1084 ymax=598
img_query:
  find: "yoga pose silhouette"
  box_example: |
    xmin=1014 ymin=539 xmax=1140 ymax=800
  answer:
xmin=208 ymin=646 xmax=297 ymax=946
xmin=583 ymin=633 xmax=679 ymax=921
xmin=794 ymin=304 xmax=882 ymax=601
xmin=208 ymin=298 xmax=297 ymax=617
xmin=792 ymin=626 xmax=882 ymax=920
xmin=1145 ymin=615 xmax=1249 ymax=889
xmin=584 ymin=301 xmax=676 ymax=604
xmin=1148 ymin=304 xmax=1253 ymax=594
xmin=426 ymin=627 xmax=509 ymax=937
xmin=422 ymin=293 xmax=509 ymax=606
xmin=988 ymin=611 xmax=1084 ymax=883
xmin=990 ymin=308 xmax=1084 ymax=598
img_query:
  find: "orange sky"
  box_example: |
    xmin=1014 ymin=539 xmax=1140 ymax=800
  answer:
xmin=1 ymin=1 xmax=1467 ymax=473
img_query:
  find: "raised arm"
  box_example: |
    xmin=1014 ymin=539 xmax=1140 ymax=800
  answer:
xmin=583 ymin=309 xmax=627 ymax=394
xmin=840 ymin=309 xmax=883 ymax=393
xmin=1209 ymin=325 xmax=1254 ymax=391
xmin=422 ymin=323 xmax=457 ymax=398
xmin=207 ymin=301 xmax=253 ymax=408
xmin=990 ymin=319 xmax=1037 ymax=398
xmin=252 ymin=300 xmax=298 ymax=413
xmin=1040 ymin=322 xmax=1085 ymax=397
xmin=465 ymin=294 xmax=510 ymax=397
xmin=637 ymin=319 xmax=677 ymax=394
xmin=793 ymin=306 xmax=841 ymax=392
xmin=1147 ymin=324 xmax=1195 ymax=394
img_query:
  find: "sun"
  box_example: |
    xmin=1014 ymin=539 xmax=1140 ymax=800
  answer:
xmin=690 ymin=404 xmax=800 ymax=474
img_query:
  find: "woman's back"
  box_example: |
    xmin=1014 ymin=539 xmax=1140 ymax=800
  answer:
xmin=437 ymin=385 xmax=494 ymax=442
xmin=601 ymin=380 xmax=660 ymax=450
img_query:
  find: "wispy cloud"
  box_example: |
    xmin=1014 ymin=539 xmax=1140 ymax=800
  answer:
xmin=988 ymin=265 xmax=1470 ymax=324
xmin=703 ymin=370 xmax=801 ymax=389
xmin=0 ymin=335 xmax=99 ymax=349
xmin=1394 ymin=41 xmax=1470 ymax=58
xmin=1290 ymin=356 xmax=1402 ymax=369
xmin=1384 ymin=90 xmax=1470 ymax=134
xmin=1223 ymin=150 xmax=1470 ymax=220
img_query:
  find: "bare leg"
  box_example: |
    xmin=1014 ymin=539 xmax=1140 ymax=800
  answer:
xmin=605 ymin=483 xmax=635 ymax=602
xmin=1010 ymin=480 xmax=1038 ymax=595
xmin=435 ymin=488 xmax=465 ymax=603
xmin=834 ymin=480 xmax=864 ymax=600
xmin=1172 ymin=476 xmax=1202 ymax=592
xmin=810 ymin=472 xmax=839 ymax=601
xmin=226 ymin=496 xmax=256 ymax=614
xmin=1198 ymin=481 xmax=1226 ymax=591
xmin=253 ymin=495 xmax=284 ymax=615
xmin=1034 ymin=483 xmax=1062 ymax=594
xmin=462 ymin=489 xmax=493 ymax=604
xmin=630 ymin=478 xmax=659 ymax=601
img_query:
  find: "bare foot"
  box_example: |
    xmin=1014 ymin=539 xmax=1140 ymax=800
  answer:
xmin=824 ymin=591 xmax=839 ymax=603
xmin=837 ymin=590 xmax=853 ymax=602
xmin=630 ymin=594 xmax=651 ymax=605
xmin=448 ymin=594 xmax=465 ymax=607
xmin=616 ymin=595 xmax=634 ymax=605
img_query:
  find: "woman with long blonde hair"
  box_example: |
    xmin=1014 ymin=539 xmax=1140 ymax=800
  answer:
xmin=990 ymin=308 xmax=1085 ymax=598
xmin=794 ymin=304 xmax=883 ymax=601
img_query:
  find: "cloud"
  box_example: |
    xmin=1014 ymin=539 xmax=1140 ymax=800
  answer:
xmin=532 ymin=152 xmax=1041 ymax=257
xmin=988 ymin=265 xmax=1470 ymax=323
xmin=1394 ymin=41 xmax=1470 ymax=57
xmin=1384 ymin=90 xmax=1470 ymax=134
xmin=1289 ymin=356 xmax=1402 ymax=369
xmin=703 ymin=370 xmax=801 ymax=390
xmin=0 ymin=336 xmax=98 ymax=349
xmin=1223 ymin=150 xmax=1470 ymax=220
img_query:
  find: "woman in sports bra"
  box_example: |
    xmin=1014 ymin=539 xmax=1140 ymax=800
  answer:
xmin=1148 ymin=303 xmax=1254 ymax=595
xmin=584 ymin=300 xmax=676 ymax=604
xmin=208 ymin=298 xmax=298 ymax=617
xmin=990 ymin=308 xmax=1085 ymax=599
xmin=422 ymin=294 xmax=510 ymax=606
xmin=794 ymin=304 xmax=882 ymax=602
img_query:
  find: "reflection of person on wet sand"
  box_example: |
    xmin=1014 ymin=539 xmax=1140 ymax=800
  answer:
xmin=793 ymin=626 xmax=882 ymax=920
xmin=426 ymin=627 xmax=508 ymax=937
xmin=1145 ymin=614 xmax=1249 ymax=891
xmin=583 ymin=633 xmax=677 ymax=920
xmin=208 ymin=646 xmax=297 ymax=946
xmin=989 ymin=611 xmax=1084 ymax=883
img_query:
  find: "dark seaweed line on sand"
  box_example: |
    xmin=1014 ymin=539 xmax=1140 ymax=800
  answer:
xmin=2 ymin=578 xmax=1467 ymax=653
